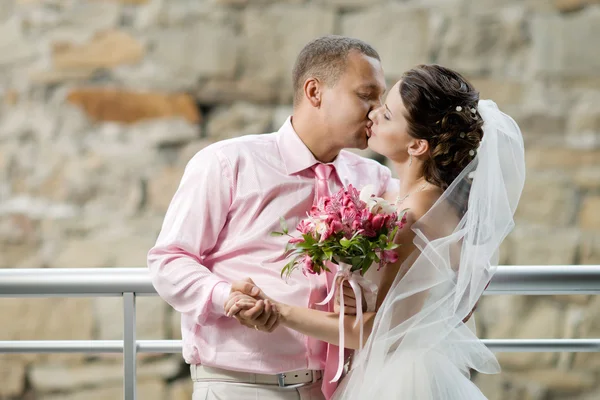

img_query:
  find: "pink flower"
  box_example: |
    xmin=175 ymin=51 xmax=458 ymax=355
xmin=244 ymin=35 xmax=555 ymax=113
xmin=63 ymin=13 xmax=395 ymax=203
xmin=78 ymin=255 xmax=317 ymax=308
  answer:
xmin=382 ymin=250 xmax=398 ymax=264
xmin=397 ymin=214 xmax=408 ymax=230
xmin=309 ymin=205 xmax=320 ymax=217
xmin=301 ymin=255 xmax=316 ymax=276
xmin=288 ymin=237 xmax=304 ymax=244
xmin=297 ymin=220 xmax=314 ymax=234
xmin=342 ymin=195 xmax=354 ymax=207
xmin=341 ymin=206 xmax=357 ymax=225
xmin=346 ymin=184 xmax=362 ymax=208
xmin=359 ymin=208 xmax=372 ymax=223
xmin=330 ymin=220 xmax=344 ymax=234
xmin=320 ymin=224 xmax=334 ymax=242
xmin=372 ymin=214 xmax=385 ymax=231
xmin=378 ymin=250 xmax=399 ymax=270
xmin=385 ymin=213 xmax=397 ymax=230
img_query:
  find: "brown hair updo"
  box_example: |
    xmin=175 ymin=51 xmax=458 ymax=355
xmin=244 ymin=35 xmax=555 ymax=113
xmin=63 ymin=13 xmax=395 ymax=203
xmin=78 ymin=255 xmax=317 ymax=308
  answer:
xmin=400 ymin=64 xmax=484 ymax=190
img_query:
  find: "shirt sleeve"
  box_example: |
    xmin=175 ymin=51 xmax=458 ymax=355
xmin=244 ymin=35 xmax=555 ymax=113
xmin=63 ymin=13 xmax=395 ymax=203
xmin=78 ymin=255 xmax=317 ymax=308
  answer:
xmin=147 ymin=147 xmax=234 ymax=325
xmin=376 ymin=163 xmax=400 ymax=197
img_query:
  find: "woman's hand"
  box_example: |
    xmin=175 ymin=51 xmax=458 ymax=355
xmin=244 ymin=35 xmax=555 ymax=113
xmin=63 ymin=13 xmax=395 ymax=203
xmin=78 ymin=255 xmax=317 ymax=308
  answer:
xmin=334 ymin=278 xmax=367 ymax=315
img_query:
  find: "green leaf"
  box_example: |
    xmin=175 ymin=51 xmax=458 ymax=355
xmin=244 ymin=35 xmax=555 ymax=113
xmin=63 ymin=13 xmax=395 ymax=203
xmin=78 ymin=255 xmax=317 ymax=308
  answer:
xmin=280 ymin=216 xmax=289 ymax=234
xmin=270 ymin=231 xmax=284 ymax=237
xmin=351 ymin=256 xmax=363 ymax=268
xmin=361 ymin=261 xmax=371 ymax=275
xmin=340 ymin=238 xmax=351 ymax=248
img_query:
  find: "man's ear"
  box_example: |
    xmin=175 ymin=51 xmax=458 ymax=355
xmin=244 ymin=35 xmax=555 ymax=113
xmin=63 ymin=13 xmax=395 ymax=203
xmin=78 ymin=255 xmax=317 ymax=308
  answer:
xmin=303 ymin=78 xmax=322 ymax=108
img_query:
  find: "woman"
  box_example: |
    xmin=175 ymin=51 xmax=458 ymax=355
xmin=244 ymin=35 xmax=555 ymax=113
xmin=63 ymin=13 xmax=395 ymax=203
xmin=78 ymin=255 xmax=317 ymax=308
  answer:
xmin=228 ymin=64 xmax=526 ymax=399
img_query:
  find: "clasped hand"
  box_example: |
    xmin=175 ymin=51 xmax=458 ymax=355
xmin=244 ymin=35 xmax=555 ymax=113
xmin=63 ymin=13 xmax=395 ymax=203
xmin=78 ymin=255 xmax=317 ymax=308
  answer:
xmin=224 ymin=278 xmax=279 ymax=333
xmin=224 ymin=277 xmax=366 ymax=333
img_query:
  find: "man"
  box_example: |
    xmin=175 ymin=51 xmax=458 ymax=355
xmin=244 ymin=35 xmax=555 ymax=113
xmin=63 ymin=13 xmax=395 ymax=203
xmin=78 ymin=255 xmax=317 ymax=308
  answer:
xmin=148 ymin=35 xmax=396 ymax=400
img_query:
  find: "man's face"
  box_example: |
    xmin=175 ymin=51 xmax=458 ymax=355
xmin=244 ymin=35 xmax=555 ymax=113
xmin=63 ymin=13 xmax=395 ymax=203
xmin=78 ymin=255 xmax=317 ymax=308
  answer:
xmin=320 ymin=51 xmax=386 ymax=150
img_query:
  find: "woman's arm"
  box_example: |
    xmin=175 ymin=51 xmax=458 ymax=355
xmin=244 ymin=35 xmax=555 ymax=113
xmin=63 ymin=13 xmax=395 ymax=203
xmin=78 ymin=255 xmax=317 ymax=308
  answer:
xmin=277 ymin=304 xmax=377 ymax=350
xmin=227 ymin=197 xmax=435 ymax=349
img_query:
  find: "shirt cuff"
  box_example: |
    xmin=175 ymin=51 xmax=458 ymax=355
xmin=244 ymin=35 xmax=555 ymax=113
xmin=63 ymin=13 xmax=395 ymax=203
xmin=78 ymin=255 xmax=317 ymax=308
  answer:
xmin=210 ymin=281 xmax=232 ymax=316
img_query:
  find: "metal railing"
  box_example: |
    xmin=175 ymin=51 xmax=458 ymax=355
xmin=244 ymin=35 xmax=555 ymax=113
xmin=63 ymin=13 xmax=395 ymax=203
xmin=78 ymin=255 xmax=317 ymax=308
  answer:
xmin=1 ymin=265 xmax=599 ymax=399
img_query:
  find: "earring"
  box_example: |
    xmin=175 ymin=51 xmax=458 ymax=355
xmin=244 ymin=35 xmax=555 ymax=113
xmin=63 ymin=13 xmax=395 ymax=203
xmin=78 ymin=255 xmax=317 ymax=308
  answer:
xmin=409 ymin=153 xmax=413 ymax=167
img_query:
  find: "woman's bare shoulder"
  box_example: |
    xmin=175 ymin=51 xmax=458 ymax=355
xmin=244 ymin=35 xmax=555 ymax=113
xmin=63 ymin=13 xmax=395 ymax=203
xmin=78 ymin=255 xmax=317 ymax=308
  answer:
xmin=399 ymin=187 xmax=443 ymax=222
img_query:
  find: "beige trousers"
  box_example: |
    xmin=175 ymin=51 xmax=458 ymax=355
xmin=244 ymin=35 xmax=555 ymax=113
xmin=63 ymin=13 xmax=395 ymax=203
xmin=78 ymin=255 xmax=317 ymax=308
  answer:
xmin=192 ymin=380 xmax=325 ymax=400
xmin=191 ymin=364 xmax=326 ymax=400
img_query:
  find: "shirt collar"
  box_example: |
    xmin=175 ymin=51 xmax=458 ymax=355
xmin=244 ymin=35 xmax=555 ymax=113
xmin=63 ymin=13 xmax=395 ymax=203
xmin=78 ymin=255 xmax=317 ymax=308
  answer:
xmin=277 ymin=116 xmax=321 ymax=175
xmin=276 ymin=116 xmax=351 ymax=177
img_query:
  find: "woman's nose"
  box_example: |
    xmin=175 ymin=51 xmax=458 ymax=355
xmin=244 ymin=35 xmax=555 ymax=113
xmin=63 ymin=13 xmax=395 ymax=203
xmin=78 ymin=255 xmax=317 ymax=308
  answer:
xmin=368 ymin=107 xmax=380 ymax=123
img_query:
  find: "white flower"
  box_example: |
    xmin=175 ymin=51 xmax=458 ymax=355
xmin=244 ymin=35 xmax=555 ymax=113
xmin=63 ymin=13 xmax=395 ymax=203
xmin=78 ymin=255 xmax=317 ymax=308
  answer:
xmin=359 ymin=185 xmax=395 ymax=214
xmin=456 ymin=106 xmax=462 ymax=112
xmin=359 ymin=184 xmax=377 ymax=204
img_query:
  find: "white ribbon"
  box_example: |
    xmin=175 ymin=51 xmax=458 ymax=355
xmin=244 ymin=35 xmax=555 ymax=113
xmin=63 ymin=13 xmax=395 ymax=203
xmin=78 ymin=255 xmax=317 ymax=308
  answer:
xmin=316 ymin=264 xmax=378 ymax=383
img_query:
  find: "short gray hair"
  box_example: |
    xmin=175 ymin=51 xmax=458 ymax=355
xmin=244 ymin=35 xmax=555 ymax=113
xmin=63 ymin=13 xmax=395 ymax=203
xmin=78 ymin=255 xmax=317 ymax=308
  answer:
xmin=292 ymin=35 xmax=380 ymax=105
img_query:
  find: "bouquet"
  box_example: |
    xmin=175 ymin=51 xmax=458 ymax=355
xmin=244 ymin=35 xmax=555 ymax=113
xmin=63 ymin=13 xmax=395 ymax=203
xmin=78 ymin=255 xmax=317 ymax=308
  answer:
xmin=272 ymin=184 xmax=407 ymax=280
xmin=272 ymin=184 xmax=408 ymax=383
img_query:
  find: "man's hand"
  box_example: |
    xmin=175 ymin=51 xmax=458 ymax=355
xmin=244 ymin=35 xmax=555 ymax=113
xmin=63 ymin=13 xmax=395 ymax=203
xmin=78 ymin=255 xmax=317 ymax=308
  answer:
xmin=334 ymin=278 xmax=367 ymax=315
xmin=224 ymin=278 xmax=279 ymax=332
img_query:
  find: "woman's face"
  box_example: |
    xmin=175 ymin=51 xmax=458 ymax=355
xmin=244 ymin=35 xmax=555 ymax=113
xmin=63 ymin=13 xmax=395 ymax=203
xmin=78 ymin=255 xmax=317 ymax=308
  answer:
xmin=367 ymin=80 xmax=412 ymax=163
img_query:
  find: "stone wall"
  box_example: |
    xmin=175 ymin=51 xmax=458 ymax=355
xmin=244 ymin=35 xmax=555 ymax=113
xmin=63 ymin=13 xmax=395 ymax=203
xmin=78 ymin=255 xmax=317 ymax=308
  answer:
xmin=0 ymin=0 xmax=599 ymax=399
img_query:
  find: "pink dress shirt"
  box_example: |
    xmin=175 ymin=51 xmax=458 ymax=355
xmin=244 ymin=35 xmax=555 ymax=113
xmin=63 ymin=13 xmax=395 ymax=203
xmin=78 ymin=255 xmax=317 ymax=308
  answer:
xmin=147 ymin=117 xmax=397 ymax=376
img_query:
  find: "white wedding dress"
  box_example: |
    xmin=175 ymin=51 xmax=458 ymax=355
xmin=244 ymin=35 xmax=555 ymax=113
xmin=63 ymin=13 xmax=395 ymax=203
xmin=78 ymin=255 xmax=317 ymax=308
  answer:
xmin=333 ymin=100 xmax=526 ymax=400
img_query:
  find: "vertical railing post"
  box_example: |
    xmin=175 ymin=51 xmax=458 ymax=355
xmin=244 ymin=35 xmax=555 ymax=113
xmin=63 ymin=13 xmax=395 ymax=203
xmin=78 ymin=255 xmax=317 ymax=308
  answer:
xmin=123 ymin=292 xmax=136 ymax=400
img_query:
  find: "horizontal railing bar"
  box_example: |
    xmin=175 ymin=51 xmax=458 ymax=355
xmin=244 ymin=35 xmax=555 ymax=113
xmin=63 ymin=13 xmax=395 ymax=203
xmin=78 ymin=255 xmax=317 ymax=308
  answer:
xmin=484 ymin=339 xmax=600 ymax=352
xmin=0 ymin=340 xmax=183 ymax=353
xmin=1 ymin=266 xmax=599 ymax=297
xmin=1 ymin=339 xmax=599 ymax=354
xmin=0 ymin=268 xmax=154 ymax=296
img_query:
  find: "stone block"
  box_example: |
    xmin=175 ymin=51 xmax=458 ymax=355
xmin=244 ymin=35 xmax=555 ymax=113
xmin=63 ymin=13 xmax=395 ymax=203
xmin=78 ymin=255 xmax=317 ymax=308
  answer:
xmin=93 ymin=296 xmax=168 ymax=341
xmin=206 ymin=102 xmax=274 ymax=141
xmin=167 ymin=379 xmax=193 ymax=400
xmin=578 ymin=195 xmax=600 ymax=230
xmin=0 ymin=298 xmax=94 ymax=363
xmin=531 ymin=9 xmax=600 ymax=77
xmin=196 ymin=78 xmax=280 ymax=105
xmin=151 ymin=21 xmax=238 ymax=81
xmin=474 ymin=372 xmax=548 ymax=400
xmin=30 ymin=358 xmax=178 ymax=392
xmin=433 ymin=6 xmax=528 ymax=77
xmin=241 ymin=4 xmax=335 ymax=100
xmin=0 ymin=360 xmax=26 ymax=398
xmin=510 ymin=225 xmax=579 ymax=266
xmin=342 ymin=5 xmax=430 ymax=79
xmin=52 ymin=30 xmax=144 ymax=70
xmin=38 ymin=380 xmax=166 ymax=400
xmin=566 ymin=93 xmax=600 ymax=150
xmin=495 ymin=300 xmax=563 ymax=369
xmin=0 ymin=15 xmax=36 ymax=66
xmin=515 ymin=172 xmax=577 ymax=227
xmin=147 ymin=166 xmax=185 ymax=214
xmin=66 ymin=88 xmax=200 ymax=124
xmin=580 ymin=233 xmax=600 ymax=264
